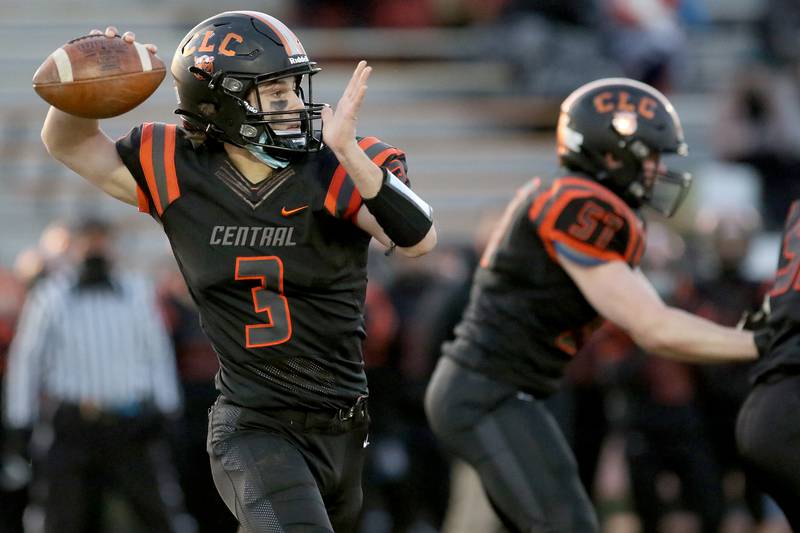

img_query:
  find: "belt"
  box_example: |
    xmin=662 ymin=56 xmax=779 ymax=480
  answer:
xmin=266 ymin=395 xmax=369 ymax=432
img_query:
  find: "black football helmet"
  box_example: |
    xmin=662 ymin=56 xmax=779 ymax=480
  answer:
xmin=171 ymin=11 xmax=324 ymax=156
xmin=556 ymin=78 xmax=691 ymax=216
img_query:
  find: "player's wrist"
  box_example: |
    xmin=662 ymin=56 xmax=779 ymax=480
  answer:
xmin=327 ymin=137 xmax=360 ymax=160
xmin=49 ymin=106 xmax=99 ymax=124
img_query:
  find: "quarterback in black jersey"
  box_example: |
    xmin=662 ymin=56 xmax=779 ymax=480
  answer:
xmin=39 ymin=12 xmax=435 ymax=532
xmin=425 ymin=79 xmax=757 ymax=532
xmin=736 ymin=202 xmax=800 ymax=527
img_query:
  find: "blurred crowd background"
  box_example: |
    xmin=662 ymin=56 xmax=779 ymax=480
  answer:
xmin=1 ymin=0 xmax=799 ymax=531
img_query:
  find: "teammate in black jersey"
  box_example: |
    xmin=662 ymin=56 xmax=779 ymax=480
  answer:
xmin=424 ymin=78 xmax=757 ymax=532
xmin=38 ymin=12 xmax=435 ymax=532
xmin=736 ymin=203 xmax=800 ymax=527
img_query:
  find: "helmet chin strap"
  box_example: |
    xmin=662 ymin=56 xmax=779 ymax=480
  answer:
xmin=246 ymin=132 xmax=290 ymax=169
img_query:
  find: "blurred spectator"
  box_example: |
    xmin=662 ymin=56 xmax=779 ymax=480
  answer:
xmin=600 ymin=0 xmax=695 ymax=91
xmin=0 ymin=268 xmax=25 ymax=376
xmin=2 ymin=217 xmax=182 ymax=533
xmin=498 ymin=0 xmax=620 ymax=98
xmin=713 ymin=63 xmax=800 ymax=229
xmin=294 ymin=0 xmax=434 ymax=27
xmin=158 ymin=269 xmax=237 ymax=533
xmin=1 ymin=223 xmax=71 ymax=533
xmin=12 ymin=221 xmax=72 ymax=291
xmin=36 ymin=221 xmax=71 ymax=277
xmin=429 ymin=0 xmax=507 ymax=26
xmin=292 ymin=0 xmax=373 ymax=27
xmin=504 ymin=0 xmax=600 ymax=26
xmin=757 ymin=0 xmax=800 ymax=68
xmin=12 ymin=249 xmax=46 ymax=290
xmin=0 ymin=266 xmax=27 ymax=533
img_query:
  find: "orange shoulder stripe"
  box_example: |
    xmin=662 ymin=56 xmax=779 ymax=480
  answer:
xmin=163 ymin=124 xmax=181 ymax=204
xmin=324 ymin=166 xmax=348 ymax=215
xmin=371 ymin=147 xmax=403 ymax=167
xmin=528 ymin=187 xmax=555 ymax=222
xmin=139 ymin=123 xmax=163 ymax=216
xmin=342 ymin=188 xmax=362 ymax=220
xmin=548 ymin=228 xmax=626 ymax=262
xmin=324 ymin=137 xmax=380 ymax=216
xmin=136 ymin=185 xmax=150 ymax=214
xmin=345 ymin=141 xmax=401 ymax=218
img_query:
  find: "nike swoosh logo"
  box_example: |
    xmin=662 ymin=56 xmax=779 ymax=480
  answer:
xmin=281 ymin=204 xmax=309 ymax=217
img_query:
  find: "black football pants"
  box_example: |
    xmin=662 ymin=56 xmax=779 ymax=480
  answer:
xmin=425 ymin=356 xmax=599 ymax=533
xmin=207 ymin=396 xmax=369 ymax=532
xmin=736 ymin=372 xmax=800 ymax=530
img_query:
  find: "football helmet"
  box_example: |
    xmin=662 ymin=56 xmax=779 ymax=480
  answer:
xmin=556 ymin=78 xmax=691 ymax=216
xmin=171 ymin=11 xmax=324 ymax=157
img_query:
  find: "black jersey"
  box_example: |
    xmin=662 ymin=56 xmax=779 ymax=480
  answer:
xmin=752 ymin=200 xmax=800 ymax=382
xmin=117 ymin=123 xmax=408 ymax=411
xmin=444 ymin=174 xmax=645 ymax=397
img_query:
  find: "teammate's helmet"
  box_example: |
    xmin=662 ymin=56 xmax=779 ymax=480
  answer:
xmin=556 ymin=78 xmax=691 ymax=216
xmin=171 ymin=11 xmax=323 ymax=156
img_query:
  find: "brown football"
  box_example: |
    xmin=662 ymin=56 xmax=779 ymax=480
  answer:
xmin=32 ymin=34 xmax=166 ymax=119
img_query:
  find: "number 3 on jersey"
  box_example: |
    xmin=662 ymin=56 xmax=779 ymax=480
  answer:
xmin=235 ymin=256 xmax=292 ymax=347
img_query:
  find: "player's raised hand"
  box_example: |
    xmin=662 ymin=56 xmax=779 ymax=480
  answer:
xmin=90 ymin=26 xmax=157 ymax=54
xmin=322 ymin=60 xmax=371 ymax=153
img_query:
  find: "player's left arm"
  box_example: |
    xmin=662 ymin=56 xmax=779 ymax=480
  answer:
xmin=559 ymin=258 xmax=757 ymax=363
xmin=322 ymin=61 xmax=436 ymax=257
xmin=535 ymin=185 xmax=756 ymax=362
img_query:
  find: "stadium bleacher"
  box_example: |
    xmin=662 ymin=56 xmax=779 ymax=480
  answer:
xmin=0 ymin=0 xmax=763 ymax=266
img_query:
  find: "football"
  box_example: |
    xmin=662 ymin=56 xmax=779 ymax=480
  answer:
xmin=32 ymin=34 xmax=166 ymax=119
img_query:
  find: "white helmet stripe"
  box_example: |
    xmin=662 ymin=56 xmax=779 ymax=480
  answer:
xmin=235 ymin=11 xmax=306 ymax=56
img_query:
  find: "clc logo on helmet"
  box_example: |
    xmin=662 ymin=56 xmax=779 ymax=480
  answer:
xmin=593 ymin=91 xmax=658 ymax=120
xmin=183 ymin=31 xmax=244 ymax=57
xmin=193 ymin=55 xmax=215 ymax=80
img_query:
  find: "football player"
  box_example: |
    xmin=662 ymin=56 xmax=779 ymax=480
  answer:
xmin=39 ymin=11 xmax=435 ymax=532
xmin=736 ymin=208 xmax=800 ymax=527
xmin=424 ymin=78 xmax=757 ymax=532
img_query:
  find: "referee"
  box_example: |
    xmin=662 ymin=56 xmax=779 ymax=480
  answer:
xmin=2 ymin=218 xmax=182 ymax=533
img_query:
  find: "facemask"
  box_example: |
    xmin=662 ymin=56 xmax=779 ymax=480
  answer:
xmin=246 ymin=132 xmax=290 ymax=170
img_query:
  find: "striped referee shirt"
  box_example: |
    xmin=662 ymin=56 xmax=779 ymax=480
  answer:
xmin=3 ymin=270 xmax=181 ymax=429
